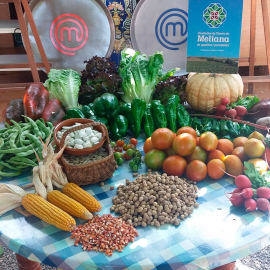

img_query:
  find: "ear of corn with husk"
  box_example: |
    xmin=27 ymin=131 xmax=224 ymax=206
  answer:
xmin=22 ymin=193 xmax=76 ymax=231
xmin=47 ymin=190 xmax=93 ymax=220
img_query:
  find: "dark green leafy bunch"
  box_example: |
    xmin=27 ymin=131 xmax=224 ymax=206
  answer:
xmin=78 ymin=56 xmax=123 ymax=105
xmin=228 ymin=95 xmax=260 ymax=110
xmin=153 ymin=76 xmax=187 ymax=105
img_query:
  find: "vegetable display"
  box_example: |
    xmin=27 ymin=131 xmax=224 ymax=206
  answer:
xmin=2 ymin=99 xmax=24 ymax=126
xmin=119 ymin=49 xmax=178 ymax=104
xmin=79 ymin=56 xmax=123 ymax=105
xmin=44 ymin=69 xmax=81 ymax=110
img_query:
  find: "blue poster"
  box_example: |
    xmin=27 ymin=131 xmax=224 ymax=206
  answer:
xmin=186 ymin=0 xmax=243 ymax=73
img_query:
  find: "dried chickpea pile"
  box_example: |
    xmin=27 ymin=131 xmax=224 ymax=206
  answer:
xmin=71 ymin=214 xmax=139 ymax=256
xmin=110 ymin=170 xmax=199 ymax=227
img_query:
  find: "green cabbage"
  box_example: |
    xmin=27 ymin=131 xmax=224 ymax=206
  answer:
xmin=44 ymin=69 xmax=81 ymax=110
xmin=119 ymin=49 xmax=179 ymax=104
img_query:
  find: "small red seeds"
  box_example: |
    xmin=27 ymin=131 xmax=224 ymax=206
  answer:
xmin=71 ymin=214 xmax=139 ymax=256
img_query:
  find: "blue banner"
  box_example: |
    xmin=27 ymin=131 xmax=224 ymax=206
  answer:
xmin=186 ymin=0 xmax=243 ymax=73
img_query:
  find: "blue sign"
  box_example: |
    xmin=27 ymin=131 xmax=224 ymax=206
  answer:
xmin=186 ymin=0 xmax=243 ymax=74
xmin=155 ymin=8 xmax=188 ymax=50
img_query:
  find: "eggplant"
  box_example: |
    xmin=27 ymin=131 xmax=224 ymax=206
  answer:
xmin=247 ymin=99 xmax=270 ymax=122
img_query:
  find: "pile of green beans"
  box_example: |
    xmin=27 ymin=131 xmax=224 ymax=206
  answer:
xmin=0 ymin=116 xmax=54 ymax=180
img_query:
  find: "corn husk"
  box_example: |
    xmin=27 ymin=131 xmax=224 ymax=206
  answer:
xmin=0 ymin=184 xmax=26 ymax=215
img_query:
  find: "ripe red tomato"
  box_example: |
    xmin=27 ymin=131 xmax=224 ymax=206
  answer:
xmin=116 ymin=140 xmax=125 ymax=147
xmin=130 ymin=138 xmax=138 ymax=146
xmin=176 ymin=127 xmax=197 ymax=138
xmin=144 ymin=149 xmax=166 ymax=170
xmin=123 ymin=153 xmax=133 ymax=160
xmin=163 ymin=155 xmax=187 ymax=176
xmin=173 ymin=133 xmax=196 ymax=156
xmin=114 ymin=146 xmax=123 ymax=153
xmin=143 ymin=137 xmax=154 ymax=154
xmin=186 ymin=160 xmax=207 ymax=181
xmin=123 ymin=144 xmax=132 ymax=151
xmin=151 ymin=128 xmax=175 ymax=150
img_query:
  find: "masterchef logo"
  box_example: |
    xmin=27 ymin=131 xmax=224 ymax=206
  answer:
xmin=50 ymin=14 xmax=88 ymax=56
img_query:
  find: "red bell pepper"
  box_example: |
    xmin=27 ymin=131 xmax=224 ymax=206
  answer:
xmin=41 ymin=99 xmax=66 ymax=126
xmin=23 ymin=83 xmax=49 ymax=120
xmin=2 ymin=99 xmax=24 ymax=125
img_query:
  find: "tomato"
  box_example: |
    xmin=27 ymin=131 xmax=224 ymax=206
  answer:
xmin=123 ymin=144 xmax=132 ymax=151
xmin=196 ymin=137 xmax=200 ymax=146
xmin=199 ymin=132 xmax=218 ymax=151
xmin=114 ymin=152 xmax=122 ymax=159
xmin=173 ymin=133 xmax=196 ymax=156
xmin=111 ymin=141 xmax=116 ymax=147
xmin=176 ymin=127 xmax=197 ymax=138
xmin=207 ymin=159 xmax=225 ymax=179
xmin=114 ymin=146 xmax=122 ymax=153
xmin=117 ymin=158 xmax=124 ymax=165
xmin=163 ymin=155 xmax=187 ymax=176
xmin=164 ymin=146 xmax=177 ymax=156
xmin=123 ymin=153 xmax=133 ymax=160
xmin=116 ymin=140 xmax=125 ymax=147
xmin=186 ymin=146 xmax=207 ymax=163
xmin=143 ymin=137 xmax=155 ymax=154
xmin=151 ymin=128 xmax=175 ymax=150
xmin=126 ymin=149 xmax=134 ymax=157
xmin=144 ymin=149 xmax=166 ymax=170
xmin=186 ymin=160 xmax=207 ymax=181
xmin=130 ymin=138 xmax=138 ymax=146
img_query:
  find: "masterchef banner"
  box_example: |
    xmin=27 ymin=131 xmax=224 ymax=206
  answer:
xmin=26 ymin=0 xmax=115 ymax=73
xmin=130 ymin=0 xmax=189 ymax=75
xmin=101 ymin=0 xmax=137 ymax=66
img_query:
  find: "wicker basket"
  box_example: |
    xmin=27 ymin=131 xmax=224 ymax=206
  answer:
xmin=57 ymin=122 xmax=116 ymax=185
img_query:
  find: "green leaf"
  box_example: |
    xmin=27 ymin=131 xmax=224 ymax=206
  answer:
xmin=230 ymin=96 xmax=260 ymax=110
xmin=0 ymin=246 xmax=4 ymax=256
xmin=244 ymin=161 xmax=267 ymax=189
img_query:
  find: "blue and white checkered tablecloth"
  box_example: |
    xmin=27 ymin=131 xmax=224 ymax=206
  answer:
xmin=1 ymin=130 xmax=270 ymax=270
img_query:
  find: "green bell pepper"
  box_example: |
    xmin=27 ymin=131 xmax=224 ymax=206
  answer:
xmin=81 ymin=105 xmax=95 ymax=119
xmin=131 ymin=98 xmax=147 ymax=138
xmin=212 ymin=119 xmax=220 ymax=135
xmin=227 ymin=121 xmax=240 ymax=137
xmin=176 ymin=104 xmax=191 ymax=128
xmin=93 ymin=93 xmax=120 ymax=120
xmin=151 ymin=100 xmax=167 ymax=129
xmin=110 ymin=115 xmax=128 ymax=140
xmin=120 ymin=103 xmax=135 ymax=131
xmin=63 ymin=108 xmax=85 ymax=119
xmin=220 ymin=120 xmax=230 ymax=135
xmin=143 ymin=104 xmax=155 ymax=138
xmin=201 ymin=117 xmax=212 ymax=133
xmin=165 ymin=95 xmax=180 ymax=133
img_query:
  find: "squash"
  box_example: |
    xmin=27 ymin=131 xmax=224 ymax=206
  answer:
xmin=186 ymin=73 xmax=243 ymax=112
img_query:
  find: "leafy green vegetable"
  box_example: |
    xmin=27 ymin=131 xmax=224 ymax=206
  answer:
xmin=119 ymin=48 xmax=179 ymax=104
xmin=78 ymin=56 xmax=123 ymax=105
xmin=44 ymin=69 xmax=81 ymax=110
xmin=153 ymin=76 xmax=187 ymax=105
xmin=244 ymin=161 xmax=267 ymax=189
xmin=229 ymin=96 xmax=260 ymax=110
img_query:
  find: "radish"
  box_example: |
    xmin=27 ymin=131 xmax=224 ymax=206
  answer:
xmin=245 ymin=198 xmax=257 ymax=211
xmin=221 ymin=97 xmax=230 ymax=105
xmin=215 ymin=104 xmax=227 ymax=113
xmin=226 ymin=193 xmax=245 ymax=206
xmin=256 ymin=187 xmax=270 ymax=199
xmin=235 ymin=115 xmax=242 ymax=120
xmin=215 ymin=111 xmax=224 ymax=116
xmin=235 ymin=106 xmax=248 ymax=116
xmin=225 ymin=109 xmax=237 ymax=118
xmin=241 ymin=188 xmax=253 ymax=199
xmin=257 ymin=198 xmax=270 ymax=212
xmin=227 ymin=187 xmax=243 ymax=195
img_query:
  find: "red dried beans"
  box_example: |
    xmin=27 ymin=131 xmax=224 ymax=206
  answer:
xmin=71 ymin=214 xmax=139 ymax=256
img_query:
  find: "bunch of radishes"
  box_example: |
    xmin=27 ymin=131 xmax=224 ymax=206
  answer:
xmin=214 ymin=97 xmax=248 ymax=120
xmin=226 ymin=174 xmax=270 ymax=213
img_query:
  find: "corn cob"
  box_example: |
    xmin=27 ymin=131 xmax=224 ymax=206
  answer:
xmin=47 ymin=190 xmax=93 ymax=220
xmin=62 ymin=183 xmax=102 ymax=213
xmin=21 ymin=193 xmax=76 ymax=231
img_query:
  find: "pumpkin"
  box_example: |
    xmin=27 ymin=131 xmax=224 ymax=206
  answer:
xmin=186 ymin=73 xmax=244 ymax=112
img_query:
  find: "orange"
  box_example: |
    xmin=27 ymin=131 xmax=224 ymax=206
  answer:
xmin=199 ymin=132 xmax=218 ymax=151
xmin=143 ymin=137 xmax=154 ymax=154
xmin=216 ymin=139 xmax=234 ymax=156
xmin=232 ymin=146 xmax=248 ymax=162
xmin=207 ymin=159 xmax=226 ymax=179
xmin=233 ymin=137 xmax=248 ymax=148
xmin=176 ymin=127 xmax=197 ymax=138
xmin=208 ymin=149 xmax=225 ymax=162
xmin=223 ymin=155 xmax=244 ymax=176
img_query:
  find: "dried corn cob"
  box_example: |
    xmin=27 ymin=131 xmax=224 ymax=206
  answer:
xmin=48 ymin=190 xmax=93 ymax=220
xmin=21 ymin=193 xmax=76 ymax=231
xmin=62 ymin=183 xmax=102 ymax=213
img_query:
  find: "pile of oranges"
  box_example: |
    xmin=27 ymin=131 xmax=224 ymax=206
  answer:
xmin=143 ymin=127 xmax=267 ymax=182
